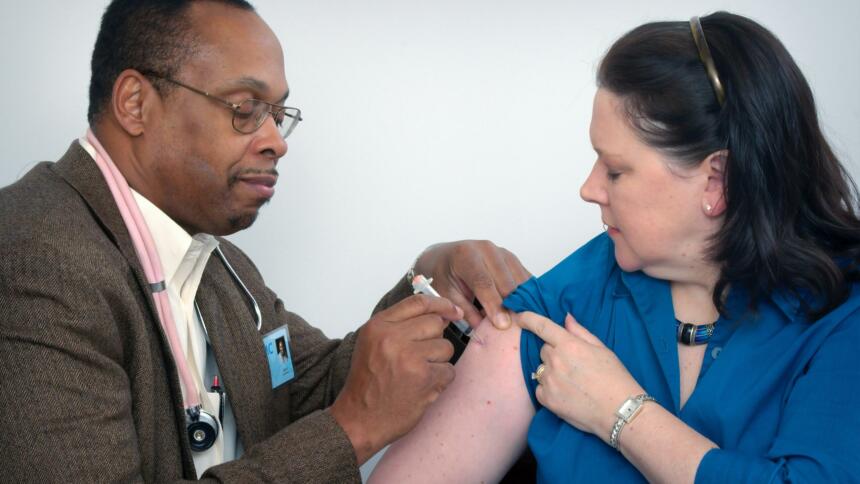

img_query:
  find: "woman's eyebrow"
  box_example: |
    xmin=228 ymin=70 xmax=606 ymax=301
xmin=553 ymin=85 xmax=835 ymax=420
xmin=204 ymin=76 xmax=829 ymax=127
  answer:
xmin=593 ymin=146 xmax=624 ymax=161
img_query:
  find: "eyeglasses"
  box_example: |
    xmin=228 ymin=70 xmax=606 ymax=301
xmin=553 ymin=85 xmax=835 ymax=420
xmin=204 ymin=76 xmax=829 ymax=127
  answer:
xmin=143 ymin=72 xmax=302 ymax=139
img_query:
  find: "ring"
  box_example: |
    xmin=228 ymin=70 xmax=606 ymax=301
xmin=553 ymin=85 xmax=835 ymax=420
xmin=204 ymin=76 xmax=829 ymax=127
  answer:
xmin=530 ymin=363 xmax=547 ymax=384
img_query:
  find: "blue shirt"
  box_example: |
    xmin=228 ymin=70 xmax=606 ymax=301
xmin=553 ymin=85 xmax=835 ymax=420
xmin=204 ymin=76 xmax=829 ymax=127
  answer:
xmin=503 ymin=234 xmax=860 ymax=483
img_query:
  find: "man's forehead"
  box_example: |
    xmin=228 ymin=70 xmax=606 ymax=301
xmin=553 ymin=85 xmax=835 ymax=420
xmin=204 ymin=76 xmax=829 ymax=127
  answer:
xmin=187 ymin=2 xmax=282 ymax=53
xmin=184 ymin=3 xmax=288 ymax=100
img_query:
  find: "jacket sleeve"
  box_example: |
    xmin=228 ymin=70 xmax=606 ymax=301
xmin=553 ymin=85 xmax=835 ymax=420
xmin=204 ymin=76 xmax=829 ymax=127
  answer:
xmin=0 ymin=243 xmax=154 ymax=483
xmin=210 ymin=301 xmax=363 ymax=483
xmin=371 ymin=275 xmax=415 ymax=316
xmin=256 ymin=267 xmax=414 ymax=420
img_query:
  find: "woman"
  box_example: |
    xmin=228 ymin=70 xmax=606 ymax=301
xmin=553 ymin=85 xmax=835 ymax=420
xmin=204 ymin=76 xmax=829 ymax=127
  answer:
xmin=369 ymin=11 xmax=860 ymax=483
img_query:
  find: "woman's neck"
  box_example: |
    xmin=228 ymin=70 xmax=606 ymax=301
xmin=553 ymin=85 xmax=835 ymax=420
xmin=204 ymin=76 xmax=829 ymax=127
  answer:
xmin=669 ymin=266 xmax=721 ymax=323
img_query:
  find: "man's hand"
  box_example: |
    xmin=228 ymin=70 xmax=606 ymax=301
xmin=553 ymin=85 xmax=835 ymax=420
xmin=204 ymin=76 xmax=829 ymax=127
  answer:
xmin=329 ymin=294 xmax=462 ymax=465
xmin=414 ymin=240 xmax=531 ymax=331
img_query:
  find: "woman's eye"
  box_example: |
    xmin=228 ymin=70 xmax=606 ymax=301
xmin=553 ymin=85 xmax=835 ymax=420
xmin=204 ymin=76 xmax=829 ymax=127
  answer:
xmin=607 ymin=171 xmax=621 ymax=181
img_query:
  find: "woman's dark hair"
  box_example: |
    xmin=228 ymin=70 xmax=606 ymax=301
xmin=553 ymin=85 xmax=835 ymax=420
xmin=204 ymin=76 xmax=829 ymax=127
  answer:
xmin=597 ymin=11 xmax=860 ymax=320
xmin=87 ymin=0 xmax=255 ymax=125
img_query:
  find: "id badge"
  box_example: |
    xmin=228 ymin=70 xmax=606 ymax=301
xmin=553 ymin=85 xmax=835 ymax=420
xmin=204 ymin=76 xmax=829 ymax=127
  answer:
xmin=263 ymin=325 xmax=295 ymax=388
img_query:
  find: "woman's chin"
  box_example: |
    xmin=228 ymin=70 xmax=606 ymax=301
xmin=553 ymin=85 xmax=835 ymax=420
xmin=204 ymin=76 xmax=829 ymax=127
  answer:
xmin=613 ymin=250 xmax=643 ymax=273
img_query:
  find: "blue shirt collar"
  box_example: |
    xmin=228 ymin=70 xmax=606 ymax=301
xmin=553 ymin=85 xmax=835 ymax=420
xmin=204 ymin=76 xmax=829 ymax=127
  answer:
xmin=616 ymin=267 xmax=808 ymax=325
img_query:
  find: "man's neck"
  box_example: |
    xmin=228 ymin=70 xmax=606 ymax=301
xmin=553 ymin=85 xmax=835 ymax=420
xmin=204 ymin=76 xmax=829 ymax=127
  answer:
xmin=91 ymin=122 xmax=197 ymax=236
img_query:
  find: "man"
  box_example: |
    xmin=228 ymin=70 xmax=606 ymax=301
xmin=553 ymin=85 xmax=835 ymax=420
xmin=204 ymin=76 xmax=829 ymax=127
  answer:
xmin=0 ymin=0 xmax=528 ymax=481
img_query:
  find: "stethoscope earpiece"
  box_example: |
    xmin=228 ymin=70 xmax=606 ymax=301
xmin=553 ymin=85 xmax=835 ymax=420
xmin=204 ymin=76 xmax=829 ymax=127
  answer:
xmin=186 ymin=407 xmax=220 ymax=452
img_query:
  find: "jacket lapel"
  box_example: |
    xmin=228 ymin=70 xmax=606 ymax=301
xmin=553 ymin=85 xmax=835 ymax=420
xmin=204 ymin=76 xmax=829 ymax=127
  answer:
xmin=50 ymin=141 xmax=198 ymax=474
xmin=51 ymin=142 xmax=140 ymax=264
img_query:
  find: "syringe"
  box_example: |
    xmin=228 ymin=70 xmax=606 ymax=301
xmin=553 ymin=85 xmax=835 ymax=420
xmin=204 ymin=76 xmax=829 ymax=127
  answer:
xmin=411 ymin=274 xmax=484 ymax=345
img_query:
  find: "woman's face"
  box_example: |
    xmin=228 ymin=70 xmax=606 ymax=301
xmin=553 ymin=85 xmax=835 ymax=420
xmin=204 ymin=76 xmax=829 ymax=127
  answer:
xmin=580 ymin=89 xmax=714 ymax=280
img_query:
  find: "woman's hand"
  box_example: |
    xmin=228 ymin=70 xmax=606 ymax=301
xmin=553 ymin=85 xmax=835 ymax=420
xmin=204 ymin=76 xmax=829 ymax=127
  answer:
xmin=516 ymin=311 xmax=644 ymax=441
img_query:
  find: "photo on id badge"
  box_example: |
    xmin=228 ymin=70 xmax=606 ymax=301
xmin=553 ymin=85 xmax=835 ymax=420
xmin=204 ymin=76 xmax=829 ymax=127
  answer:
xmin=264 ymin=326 xmax=295 ymax=388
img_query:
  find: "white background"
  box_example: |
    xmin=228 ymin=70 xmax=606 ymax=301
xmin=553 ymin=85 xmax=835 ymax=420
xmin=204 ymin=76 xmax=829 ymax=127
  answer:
xmin=1 ymin=0 xmax=858 ymax=478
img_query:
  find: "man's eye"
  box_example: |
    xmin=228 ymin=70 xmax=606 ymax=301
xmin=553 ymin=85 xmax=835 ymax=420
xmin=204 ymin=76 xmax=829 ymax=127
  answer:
xmin=234 ymin=100 xmax=258 ymax=118
xmin=273 ymin=111 xmax=285 ymax=127
xmin=607 ymin=171 xmax=621 ymax=181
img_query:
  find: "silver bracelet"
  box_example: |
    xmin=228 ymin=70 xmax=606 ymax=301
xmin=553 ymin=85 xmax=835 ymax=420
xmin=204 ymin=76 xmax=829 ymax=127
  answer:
xmin=609 ymin=393 xmax=655 ymax=450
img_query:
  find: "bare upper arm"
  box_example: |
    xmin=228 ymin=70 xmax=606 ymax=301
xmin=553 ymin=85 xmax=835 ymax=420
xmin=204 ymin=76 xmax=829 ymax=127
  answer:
xmin=368 ymin=319 xmax=534 ymax=483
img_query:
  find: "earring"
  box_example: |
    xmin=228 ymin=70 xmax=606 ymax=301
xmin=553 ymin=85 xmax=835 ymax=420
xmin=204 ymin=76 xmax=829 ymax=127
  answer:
xmin=704 ymin=202 xmax=713 ymax=213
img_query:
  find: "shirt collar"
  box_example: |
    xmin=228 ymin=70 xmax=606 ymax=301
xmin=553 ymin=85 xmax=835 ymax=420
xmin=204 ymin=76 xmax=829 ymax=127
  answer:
xmin=78 ymin=135 xmax=217 ymax=286
xmin=769 ymin=288 xmax=809 ymax=322
xmin=616 ymin=262 xmax=806 ymax=325
xmin=130 ymin=189 xmax=214 ymax=285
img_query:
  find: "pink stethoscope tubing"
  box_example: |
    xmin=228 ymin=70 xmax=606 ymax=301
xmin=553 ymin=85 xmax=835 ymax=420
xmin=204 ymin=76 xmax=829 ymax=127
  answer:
xmin=86 ymin=129 xmax=201 ymax=410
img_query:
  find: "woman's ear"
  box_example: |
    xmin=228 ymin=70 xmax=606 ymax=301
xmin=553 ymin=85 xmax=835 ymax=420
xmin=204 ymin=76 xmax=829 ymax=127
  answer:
xmin=702 ymin=150 xmax=728 ymax=217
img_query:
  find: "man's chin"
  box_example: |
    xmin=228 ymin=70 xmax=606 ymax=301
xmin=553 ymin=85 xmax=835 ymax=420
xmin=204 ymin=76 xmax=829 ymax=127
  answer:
xmin=228 ymin=212 xmax=259 ymax=233
xmin=209 ymin=199 xmax=269 ymax=236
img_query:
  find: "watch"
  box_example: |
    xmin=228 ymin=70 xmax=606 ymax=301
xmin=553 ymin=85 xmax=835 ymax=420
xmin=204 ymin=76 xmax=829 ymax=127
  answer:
xmin=609 ymin=393 xmax=655 ymax=450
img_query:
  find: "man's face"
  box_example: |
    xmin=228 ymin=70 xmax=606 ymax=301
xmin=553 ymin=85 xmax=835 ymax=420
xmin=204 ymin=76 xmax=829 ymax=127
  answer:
xmin=143 ymin=2 xmax=289 ymax=235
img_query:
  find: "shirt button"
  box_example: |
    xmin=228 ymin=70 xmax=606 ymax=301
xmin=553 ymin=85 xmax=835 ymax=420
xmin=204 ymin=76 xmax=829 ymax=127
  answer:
xmin=711 ymin=346 xmax=722 ymax=359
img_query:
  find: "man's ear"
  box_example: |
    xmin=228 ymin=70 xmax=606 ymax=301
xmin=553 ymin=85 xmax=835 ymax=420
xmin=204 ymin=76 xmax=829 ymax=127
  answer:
xmin=702 ymin=149 xmax=728 ymax=217
xmin=109 ymin=69 xmax=155 ymax=137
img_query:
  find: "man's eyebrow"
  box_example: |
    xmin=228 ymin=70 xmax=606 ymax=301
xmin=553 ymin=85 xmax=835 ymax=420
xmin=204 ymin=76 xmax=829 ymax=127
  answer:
xmin=222 ymin=76 xmax=290 ymax=103
xmin=223 ymin=76 xmax=269 ymax=92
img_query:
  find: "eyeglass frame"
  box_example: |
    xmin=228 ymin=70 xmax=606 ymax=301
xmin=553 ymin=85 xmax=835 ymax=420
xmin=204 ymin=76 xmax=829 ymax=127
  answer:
xmin=140 ymin=71 xmax=302 ymax=139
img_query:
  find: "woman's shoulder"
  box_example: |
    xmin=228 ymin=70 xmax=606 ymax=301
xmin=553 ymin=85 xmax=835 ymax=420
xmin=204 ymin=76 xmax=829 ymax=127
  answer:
xmin=773 ymin=278 xmax=860 ymax=328
xmin=504 ymin=233 xmax=619 ymax=320
xmin=543 ymin=232 xmax=617 ymax=284
xmin=816 ymin=280 xmax=860 ymax=332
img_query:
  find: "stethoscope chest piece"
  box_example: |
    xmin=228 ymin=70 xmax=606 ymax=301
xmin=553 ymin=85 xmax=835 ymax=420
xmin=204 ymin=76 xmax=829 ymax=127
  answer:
xmin=186 ymin=406 xmax=220 ymax=452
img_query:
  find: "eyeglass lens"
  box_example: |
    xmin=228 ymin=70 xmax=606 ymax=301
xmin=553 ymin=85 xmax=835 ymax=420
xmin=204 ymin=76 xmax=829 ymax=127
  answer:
xmin=232 ymin=99 xmax=300 ymax=139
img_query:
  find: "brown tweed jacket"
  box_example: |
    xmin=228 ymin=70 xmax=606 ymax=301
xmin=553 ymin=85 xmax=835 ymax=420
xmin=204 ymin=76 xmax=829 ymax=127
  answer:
xmin=0 ymin=142 xmax=413 ymax=482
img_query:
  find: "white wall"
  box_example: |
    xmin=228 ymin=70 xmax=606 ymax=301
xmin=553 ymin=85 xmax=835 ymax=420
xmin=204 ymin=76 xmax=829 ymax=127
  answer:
xmin=2 ymin=0 xmax=858 ymax=477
